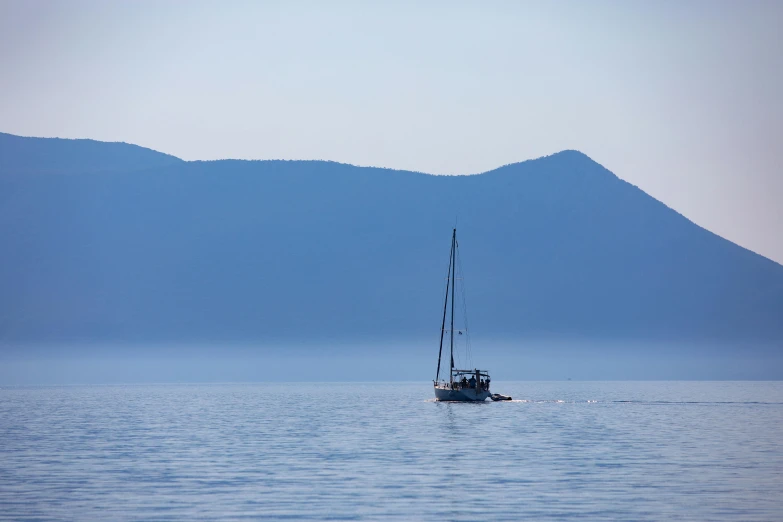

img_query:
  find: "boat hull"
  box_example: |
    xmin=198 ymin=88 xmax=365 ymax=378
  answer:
xmin=434 ymin=386 xmax=491 ymax=402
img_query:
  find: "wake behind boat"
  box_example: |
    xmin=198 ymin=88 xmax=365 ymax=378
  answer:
xmin=433 ymin=228 xmax=509 ymax=402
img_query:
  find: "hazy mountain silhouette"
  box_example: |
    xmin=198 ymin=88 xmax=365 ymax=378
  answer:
xmin=0 ymin=132 xmax=182 ymax=174
xmin=1 ymin=132 xmax=782 ymax=347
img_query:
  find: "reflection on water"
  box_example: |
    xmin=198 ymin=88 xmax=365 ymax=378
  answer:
xmin=1 ymin=381 xmax=782 ymax=521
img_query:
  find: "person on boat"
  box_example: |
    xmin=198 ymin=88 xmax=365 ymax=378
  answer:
xmin=480 ymin=379 xmax=485 ymax=390
xmin=468 ymin=376 xmax=476 ymax=389
xmin=461 ymin=376 xmax=468 ymax=388
xmin=486 ymin=377 xmax=490 ymax=390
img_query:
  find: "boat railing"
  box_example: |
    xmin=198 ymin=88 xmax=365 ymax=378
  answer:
xmin=434 ymin=380 xmax=491 ymax=392
xmin=452 ymin=369 xmax=490 ymax=377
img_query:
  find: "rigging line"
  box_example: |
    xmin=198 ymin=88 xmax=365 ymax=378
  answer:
xmin=456 ymin=241 xmax=474 ymax=368
xmin=452 ymin=237 xmax=472 ymax=371
xmin=449 ymin=229 xmax=457 ymax=384
xmin=435 ymin=234 xmax=454 ymax=383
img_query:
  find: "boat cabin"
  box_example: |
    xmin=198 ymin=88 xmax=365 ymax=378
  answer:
xmin=436 ymin=369 xmax=491 ymax=392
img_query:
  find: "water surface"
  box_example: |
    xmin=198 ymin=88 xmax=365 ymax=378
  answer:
xmin=1 ymin=381 xmax=781 ymax=520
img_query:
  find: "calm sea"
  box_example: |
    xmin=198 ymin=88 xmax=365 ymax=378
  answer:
xmin=1 ymin=381 xmax=782 ymax=521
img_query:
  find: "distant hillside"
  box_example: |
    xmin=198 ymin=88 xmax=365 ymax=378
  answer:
xmin=0 ymin=132 xmax=182 ymax=174
xmin=0 ymin=133 xmax=782 ymax=346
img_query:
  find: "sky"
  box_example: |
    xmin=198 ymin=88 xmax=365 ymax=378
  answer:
xmin=1 ymin=0 xmax=782 ymax=264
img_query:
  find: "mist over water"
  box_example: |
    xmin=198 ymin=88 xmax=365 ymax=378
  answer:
xmin=1 ymin=381 xmax=781 ymax=521
xmin=1 ymin=340 xmax=781 ymax=385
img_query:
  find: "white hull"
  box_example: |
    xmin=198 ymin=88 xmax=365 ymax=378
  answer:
xmin=434 ymin=386 xmax=490 ymax=402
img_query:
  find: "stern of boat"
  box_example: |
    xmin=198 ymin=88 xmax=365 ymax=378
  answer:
xmin=434 ymin=384 xmax=490 ymax=402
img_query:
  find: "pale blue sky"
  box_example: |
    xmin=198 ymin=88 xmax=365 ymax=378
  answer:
xmin=1 ymin=0 xmax=781 ymax=263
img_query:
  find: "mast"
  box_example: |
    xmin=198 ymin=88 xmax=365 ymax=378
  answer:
xmin=449 ymin=228 xmax=456 ymax=385
xmin=435 ymin=233 xmax=454 ymax=383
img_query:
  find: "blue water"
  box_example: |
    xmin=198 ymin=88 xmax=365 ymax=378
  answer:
xmin=1 ymin=382 xmax=782 ymax=521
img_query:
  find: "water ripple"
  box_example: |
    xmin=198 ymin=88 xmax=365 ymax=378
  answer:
xmin=1 ymin=381 xmax=782 ymax=521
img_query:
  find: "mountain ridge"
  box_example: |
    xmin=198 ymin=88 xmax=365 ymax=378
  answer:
xmin=0 ymin=132 xmax=781 ymax=347
xmin=0 ymin=131 xmax=182 ymax=174
xmin=185 ymin=151 xmax=765 ymax=269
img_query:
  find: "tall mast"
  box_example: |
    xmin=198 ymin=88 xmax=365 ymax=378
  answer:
xmin=449 ymin=228 xmax=456 ymax=385
xmin=435 ymin=234 xmax=453 ymax=382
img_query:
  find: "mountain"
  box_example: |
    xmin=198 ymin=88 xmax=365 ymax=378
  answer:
xmin=0 ymin=132 xmax=182 ymax=174
xmin=1 ymin=132 xmax=782 ymax=347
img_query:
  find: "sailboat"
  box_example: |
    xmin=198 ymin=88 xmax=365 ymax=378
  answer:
xmin=433 ymin=228 xmax=493 ymax=402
